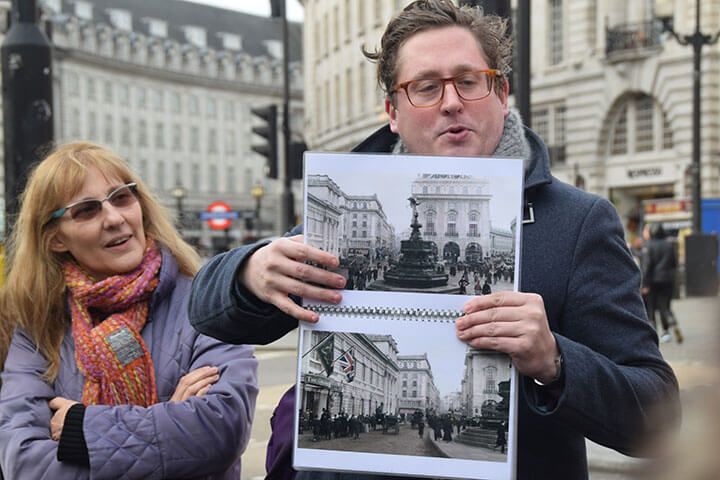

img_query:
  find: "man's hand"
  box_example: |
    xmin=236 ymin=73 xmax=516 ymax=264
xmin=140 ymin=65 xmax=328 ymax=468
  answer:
xmin=456 ymin=292 xmax=560 ymax=383
xmin=49 ymin=397 xmax=79 ymax=441
xmin=240 ymin=235 xmax=347 ymax=322
xmin=170 ymin=366 xmax=220 ymax=402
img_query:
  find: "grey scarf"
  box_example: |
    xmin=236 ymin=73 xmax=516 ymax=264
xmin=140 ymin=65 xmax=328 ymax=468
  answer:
xmin=392 ymin=109 xmax=531 ymax=168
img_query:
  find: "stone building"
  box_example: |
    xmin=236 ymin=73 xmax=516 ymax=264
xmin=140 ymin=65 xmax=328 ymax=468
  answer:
xmin=397 ymin=353 xmax=441 ymax=416
xmin=461 ymin=350 xmax=513 ymax=418
xmin=300 ymin=330 xmax=399 ymax=417
xmin=1 ymin=0 xmax=304 ymax=243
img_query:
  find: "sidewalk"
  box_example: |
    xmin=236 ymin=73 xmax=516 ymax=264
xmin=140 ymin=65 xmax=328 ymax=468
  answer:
xmin=587 ymin=295 xmax=719 ymax=478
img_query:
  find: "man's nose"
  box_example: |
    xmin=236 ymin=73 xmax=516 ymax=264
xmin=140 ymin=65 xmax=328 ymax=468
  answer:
xmin=440 ymin=81 xmax=463 ymax=113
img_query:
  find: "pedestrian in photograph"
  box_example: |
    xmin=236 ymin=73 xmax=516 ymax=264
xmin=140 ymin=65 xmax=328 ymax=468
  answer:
xmin=474 ymin=277 xmax=483 ymax=295
xmin=641 ymin=224 xmax=684 ymax=344
xmin=188 ymin=1 xmax=679 ymax=478
xmin=417 ymin=417 xmax=425 ymax=439
xmin=458 ymin=271 xmax=469 ymax=294
xmin=495 ymin=421 xmax=507 ymax=454
xmin=0 ymin=142 xmax=258 ymax=479
xmin=482 ymin=278 xmax=492 ymax=295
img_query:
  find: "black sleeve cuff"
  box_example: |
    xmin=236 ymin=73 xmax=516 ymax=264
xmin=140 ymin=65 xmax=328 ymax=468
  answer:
xmin=57 ymin=403 xmax=90 ymax=466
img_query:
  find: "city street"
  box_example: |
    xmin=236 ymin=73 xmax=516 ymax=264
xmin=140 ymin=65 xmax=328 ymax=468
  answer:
xmin=244 ymin=296 xmax=718 ymax=480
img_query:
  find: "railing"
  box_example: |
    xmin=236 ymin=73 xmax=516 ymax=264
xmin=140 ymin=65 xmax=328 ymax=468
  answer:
xmin=606 ymin=20 xmax=663 ymax=57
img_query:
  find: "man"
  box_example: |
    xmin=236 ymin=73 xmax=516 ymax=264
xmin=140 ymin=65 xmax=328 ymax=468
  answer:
xmin=189 ymin=1 xmax=679 ymax=478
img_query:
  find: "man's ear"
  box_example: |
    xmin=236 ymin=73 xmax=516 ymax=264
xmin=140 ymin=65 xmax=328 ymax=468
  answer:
xmin=498 ymin=79 xmax=510 ymax=117
xmin=49 ymin=234 xmax=69 ymax=253
xmin=385 ymin=97 xmax=399 ymax=133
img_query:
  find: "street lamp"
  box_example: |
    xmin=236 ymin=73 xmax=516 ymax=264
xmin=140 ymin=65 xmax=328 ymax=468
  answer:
xmin=251 ymin=182 xmax=265 ymax=237
xmin=655 ymin=0 xmax=720 ymax=233
xmin=171 ymin=183 xmax=187 ymax=234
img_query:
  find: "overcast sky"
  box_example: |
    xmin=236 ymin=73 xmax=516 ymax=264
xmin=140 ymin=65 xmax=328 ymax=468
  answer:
xmin=182 ymin=0 xmax=305 ymax=21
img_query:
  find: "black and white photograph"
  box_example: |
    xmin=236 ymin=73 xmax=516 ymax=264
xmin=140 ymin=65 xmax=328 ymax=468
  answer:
xmin=298 ymin=326 xmax=512 ymax=461
xmin=294 ymin=315 xmax=518 ymax=480
xmin=303 ymin=152 xmax=524 ymax=299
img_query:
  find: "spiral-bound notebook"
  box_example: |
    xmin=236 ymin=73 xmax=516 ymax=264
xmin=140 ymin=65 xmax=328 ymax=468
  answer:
xmin=295 ymin=152 xmax=524 ymax=480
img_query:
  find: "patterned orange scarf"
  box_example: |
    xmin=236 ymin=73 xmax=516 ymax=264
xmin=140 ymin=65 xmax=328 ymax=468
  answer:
xmin=64 ymin=240 xmax=162 ymax=406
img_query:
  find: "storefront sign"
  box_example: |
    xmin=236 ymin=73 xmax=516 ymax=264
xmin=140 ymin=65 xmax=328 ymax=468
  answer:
xmin=627 ymin=167 xmax=662 ymax=179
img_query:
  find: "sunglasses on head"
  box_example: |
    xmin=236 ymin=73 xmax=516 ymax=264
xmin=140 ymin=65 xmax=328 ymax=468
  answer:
xmin=49 ymin=183 xmax=139 ymax=223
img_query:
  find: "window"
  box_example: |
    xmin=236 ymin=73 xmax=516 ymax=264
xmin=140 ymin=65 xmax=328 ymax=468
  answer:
xmin=156 ymin=161 xmax=165 ymax=190
xmin=152 ymin=89 xmax=164 ymax=111
xmin=208 ymin=165 xmax=218 ymax=192
xmin=208 ymin=128 xmax=218 ymax=154
xmin=447 ymin=210 xmax=457 ymax=236
xmin=207 ymin=98 xmax=217 ymax=118
xmin=103 ymin=81 xmax=113 ymax=103
xmin=346 ymin=67 xmax=353 ymax=120
xmin=70 ymin=108 xmax=81 ymax=137
xmin=662 ymin=111 xmax=673 ymax=149
xmin=172 ymin=124 xmax=182 ymax=151
xmin=635 ymin=96 xmax=653 ymax=152
xmin=138 ymin=119 xmax=147 ymax=146
xmin=224 ymin=101 xmax=235 ymax=121
xmin=611 ymin=106 xmax=628 ymax=155
xmin=170 ymin=92 xmax=181 ymax=113
xmin=549 ymin=0 xmax=563 ymax=65
xmin=425 ymin=210 xmax=436 ymax=235
xmin=533 ymin=105 xmax=566 ymax=165
xmin=121 ymin=117 xmax=131 ymax=145
xmin=225 ymin=130 xmax=236 ymax=154
xmin=87 ymin=112 xmax=97 ymax=140
xmin=87 ymin=78 xmax=96 ymax=101
xmin=226 ymin=166 xmax=235 ymax=193
xmin=118 ymin=84 xmax=130 ymax=106
xmin=67 ymin=72 xmax=79 ymax=97
xmin=188 ymin=95 xmax=199 ymax=115
xmin=137 ymin=87 xmax=147 ymax=109
xmin=155 ymin=122 xmax=165 ymax=148
xmin=190 ymin=126 xmax=200 ymax=152
xmin=191 ymin=163 xmax=201 ymax=191
xmin=103 ymin=114 xmax=113 ymax=143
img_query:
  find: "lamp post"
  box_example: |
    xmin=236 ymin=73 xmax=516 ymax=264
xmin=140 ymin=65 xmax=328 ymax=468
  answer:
xmin=171 ymin=183 xmax=187 ymax=235
xmin=251 ymin=182 xmax=265 ymax=238
xmin=655 ymin=0 xmax=720 ymax=233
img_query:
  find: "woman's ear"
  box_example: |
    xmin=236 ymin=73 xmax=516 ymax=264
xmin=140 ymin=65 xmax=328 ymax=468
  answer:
xmin=49 ymin=234 xmax=69 ymax=253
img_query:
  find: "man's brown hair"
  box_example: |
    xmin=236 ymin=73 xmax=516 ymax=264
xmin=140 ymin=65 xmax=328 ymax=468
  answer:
xmin=363 ymin=0 xmax=512 ymax=102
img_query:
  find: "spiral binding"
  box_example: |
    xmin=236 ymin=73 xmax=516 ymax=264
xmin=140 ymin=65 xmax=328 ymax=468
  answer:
xmin=306 ymin=304 xmax=463 ymax=323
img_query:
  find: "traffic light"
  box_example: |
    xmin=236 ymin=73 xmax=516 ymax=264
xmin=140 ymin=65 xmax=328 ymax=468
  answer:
xmin=251 ymin=104 xmax=278 ymax=179
xmin=288 ymin=140 xmax=307 ymax=180
xmin=2 ymin=0 xmax=54 ymax=235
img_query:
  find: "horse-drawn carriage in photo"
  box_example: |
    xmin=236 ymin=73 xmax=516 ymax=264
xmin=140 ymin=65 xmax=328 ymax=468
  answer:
xmin=381 ymin=414 xmax=400 ymax=434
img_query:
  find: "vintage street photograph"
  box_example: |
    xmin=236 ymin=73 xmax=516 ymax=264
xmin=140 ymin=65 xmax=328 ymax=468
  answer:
xmin=304 ymin=152 xmax=523 ymax=297
xmin=297 ymin=324 xmax=513 ymax=465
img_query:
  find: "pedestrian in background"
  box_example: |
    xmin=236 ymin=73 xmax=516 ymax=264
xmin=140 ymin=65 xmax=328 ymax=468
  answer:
xmin=0 ymin=142 xmax=258 ymax=479
xmin=642 ymin=224 xmax=684 ymax=344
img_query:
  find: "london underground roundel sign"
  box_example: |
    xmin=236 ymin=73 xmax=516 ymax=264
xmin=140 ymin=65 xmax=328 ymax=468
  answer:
xmin=205 ymin=201 xmax=234 ymax=231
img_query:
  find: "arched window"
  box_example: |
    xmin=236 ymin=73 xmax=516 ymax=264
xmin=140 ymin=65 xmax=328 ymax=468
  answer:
xmin=468 ymin=210 xmax=479 ymax=237
xmin=447 ymin=210 xmax=457 ymax=236
xmin=609 ymin=94 xmax=673 ymax=155
xmin=425 ymin=209 xmax=436 ymax=235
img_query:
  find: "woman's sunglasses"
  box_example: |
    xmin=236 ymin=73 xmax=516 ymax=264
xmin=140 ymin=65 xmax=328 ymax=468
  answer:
xmin=49 ymin=183 xmax=139 ymax=223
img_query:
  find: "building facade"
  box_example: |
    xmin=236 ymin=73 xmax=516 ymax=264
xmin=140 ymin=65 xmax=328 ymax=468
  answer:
xmin=461 ymin=350 xmax=512 ymax=418
xmin=306 ymin=173 xmax=396 ymax=261
xmin=300 ymin=330 xmax=400 ymax=417
xmin=301 ymin=0 xmax=720 ymax=233
xmin=396 ymin=353 xmax=441 ymax=416
xmin=1 ymin=0 xmax=304 ymax=244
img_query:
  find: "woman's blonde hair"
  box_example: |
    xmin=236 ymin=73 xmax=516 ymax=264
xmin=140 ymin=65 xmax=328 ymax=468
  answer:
xmin=1 ymin=142 xmax=201 ymax=379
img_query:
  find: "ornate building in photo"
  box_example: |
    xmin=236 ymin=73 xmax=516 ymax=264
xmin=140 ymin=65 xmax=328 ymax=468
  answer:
xmin=396 ymin=353 xmax=441 ymax=416
xmin=306 ymin=174 xmax=396 ymax=261
xmin=0 ymin=0 xmax=304 ymax=244
xmin=301 ymin=0 xmax=720 ymax=237
xmin=409 ymin=173 xmax=514 ymax=263
xmin=461 ymin=350 xmax=512 ymax=418
xmin=300 ymin=330 xmax=399 ymax=418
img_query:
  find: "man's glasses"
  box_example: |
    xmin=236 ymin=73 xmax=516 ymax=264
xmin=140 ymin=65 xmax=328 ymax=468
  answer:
xmin=392 ymin=69 xmax=500 ymax=108
xmin=49 ymin=183 xmax=139 ymax=223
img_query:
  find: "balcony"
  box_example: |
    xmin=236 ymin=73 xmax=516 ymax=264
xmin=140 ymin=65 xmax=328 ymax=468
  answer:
xmin=606 ymin=20 xmax=663 ymax=62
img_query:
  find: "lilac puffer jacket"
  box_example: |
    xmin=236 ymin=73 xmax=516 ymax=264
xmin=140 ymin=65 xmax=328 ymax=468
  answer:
xmin=0 ymin=250 xmax=258 ymax=479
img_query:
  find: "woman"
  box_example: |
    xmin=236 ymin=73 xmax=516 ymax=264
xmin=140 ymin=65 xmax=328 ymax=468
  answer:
xmin=0 ymin=142 xmax=258 ymax=479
